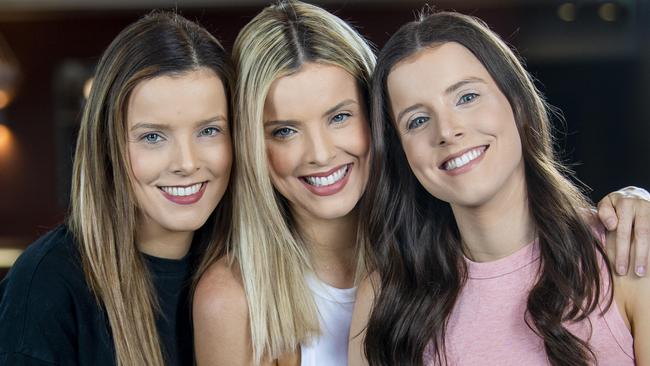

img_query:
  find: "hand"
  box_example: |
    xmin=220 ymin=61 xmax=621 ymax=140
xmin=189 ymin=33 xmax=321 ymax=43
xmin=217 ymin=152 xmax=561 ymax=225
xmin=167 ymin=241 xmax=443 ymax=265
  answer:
xmin=597 ymin=186 xmax=650 ymax=277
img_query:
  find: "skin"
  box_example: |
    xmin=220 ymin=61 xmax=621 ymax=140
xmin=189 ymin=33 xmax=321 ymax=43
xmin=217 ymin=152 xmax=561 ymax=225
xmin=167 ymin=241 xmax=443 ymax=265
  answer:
xmin=194 ymin=62 xmax=370 ymax=365
xmin=349 ymin=42 xmax=650 ymax=365
xmin=127 ymin=67 xmax=231 ymax=259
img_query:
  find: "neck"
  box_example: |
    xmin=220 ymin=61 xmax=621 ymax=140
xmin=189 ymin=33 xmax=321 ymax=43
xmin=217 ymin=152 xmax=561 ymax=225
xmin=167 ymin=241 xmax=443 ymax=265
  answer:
xmin=452 ymin=168 xmax=535 ymax=263
xmin=293 ymin=207 xmax=359 ymax=289
xmin=136 ymin=215 xmax=194 ymax=260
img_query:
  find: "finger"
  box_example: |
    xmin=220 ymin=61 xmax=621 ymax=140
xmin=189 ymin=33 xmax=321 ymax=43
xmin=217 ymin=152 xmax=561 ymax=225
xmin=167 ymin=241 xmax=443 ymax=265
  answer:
xmin=614 ymin=198 xmax=635 ymax=276
xmin=597 ymin=194 xmax=618 ymax=231
xmin=634 ymin=206 xmax=650 ymax=277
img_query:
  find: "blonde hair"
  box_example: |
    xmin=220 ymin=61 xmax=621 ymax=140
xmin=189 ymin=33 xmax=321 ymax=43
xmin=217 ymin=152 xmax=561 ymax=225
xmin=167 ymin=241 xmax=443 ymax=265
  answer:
xmin=68 ymin=11 xmax=233 ymax=366
xmin=226 ymin=0 xmax=375 ymax=362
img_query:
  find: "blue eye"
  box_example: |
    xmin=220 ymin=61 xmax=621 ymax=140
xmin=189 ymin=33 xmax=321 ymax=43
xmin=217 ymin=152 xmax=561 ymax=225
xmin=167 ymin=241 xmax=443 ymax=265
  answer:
xmin=199 ymin=127 xmax=221 ymax=137
xmin=142 ymin=133 xmax=164 ymax=144
xmin=331 ymin=113 xmax=351 ymax=124
xmin=457 ymin=93 xmax=478 ymax=105
xmin=272 ymin=127 xmax=296 ymax=139
xmin=407 ymin=116 xmax=429 ymax=130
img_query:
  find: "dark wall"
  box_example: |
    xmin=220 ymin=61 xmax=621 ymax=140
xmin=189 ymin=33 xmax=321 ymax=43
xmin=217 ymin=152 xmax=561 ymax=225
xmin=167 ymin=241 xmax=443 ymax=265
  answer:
xmin=0 ymin=1 xmax=647 ymax=271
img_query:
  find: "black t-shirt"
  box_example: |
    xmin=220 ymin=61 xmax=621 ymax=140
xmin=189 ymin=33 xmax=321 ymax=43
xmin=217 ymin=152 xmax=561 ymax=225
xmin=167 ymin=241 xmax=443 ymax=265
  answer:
xmin=0 ymin=225 xmax=194 ymax=366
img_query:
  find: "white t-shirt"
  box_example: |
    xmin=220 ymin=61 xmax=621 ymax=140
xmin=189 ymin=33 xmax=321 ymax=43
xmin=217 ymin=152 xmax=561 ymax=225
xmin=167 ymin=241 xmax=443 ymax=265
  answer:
xmin=300 ymin=273 xmax=357 ymax=366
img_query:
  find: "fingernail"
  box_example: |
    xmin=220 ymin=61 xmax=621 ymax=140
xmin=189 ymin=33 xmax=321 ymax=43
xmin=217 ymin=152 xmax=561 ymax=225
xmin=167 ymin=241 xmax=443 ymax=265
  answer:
xmin=617 ymin=265 xmax=627 ymax=275
xmin=636 ymin=266 xmax=646 ymax=277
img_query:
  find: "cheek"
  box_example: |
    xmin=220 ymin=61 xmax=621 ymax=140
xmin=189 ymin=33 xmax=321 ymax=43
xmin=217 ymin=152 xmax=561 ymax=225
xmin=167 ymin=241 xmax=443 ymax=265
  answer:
xmin=266 ymin=142 xmax=302 ymax=180
xmin=401 ymin=136 xmax=429 ymax=172
xmin=204 ymin=140 xmax=233 ymax=176
xmin=128 ymin=145 xmax=166 ymax=185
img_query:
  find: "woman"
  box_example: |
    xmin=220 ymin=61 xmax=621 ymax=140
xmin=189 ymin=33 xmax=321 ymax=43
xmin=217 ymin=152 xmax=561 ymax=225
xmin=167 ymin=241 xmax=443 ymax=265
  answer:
xmin=350 ymin=11 xmax=648 ymax=366
xmin=0 ymin=12 xmax=233 ymax=366
xmin=194 ymin=2 xmax=649 ymax=366
xmin=193 ymin=2 xmax=373 ymax=365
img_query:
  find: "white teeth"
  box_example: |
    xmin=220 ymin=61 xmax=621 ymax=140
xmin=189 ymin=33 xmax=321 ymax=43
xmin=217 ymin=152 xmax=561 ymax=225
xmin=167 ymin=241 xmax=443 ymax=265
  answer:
xmin=444 ymin=147 xmax=485 ymax=170
xmin=304 ymin=165 xmax=349 ymax=187
xmin=161 ymin=183 xmax=203 ymax=196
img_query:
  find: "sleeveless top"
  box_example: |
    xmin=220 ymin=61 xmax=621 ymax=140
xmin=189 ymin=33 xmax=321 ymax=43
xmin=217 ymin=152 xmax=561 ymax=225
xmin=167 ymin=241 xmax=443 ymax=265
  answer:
xmin=300 ymin=273 xmax=356 ymax=366
xmin=423 ymin=239 xmax=634 ymax=365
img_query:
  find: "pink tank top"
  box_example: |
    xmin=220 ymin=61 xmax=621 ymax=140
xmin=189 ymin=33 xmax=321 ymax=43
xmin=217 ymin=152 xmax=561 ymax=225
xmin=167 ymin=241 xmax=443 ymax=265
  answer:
xmin=423 ymin=240 xmax=634 ymax=365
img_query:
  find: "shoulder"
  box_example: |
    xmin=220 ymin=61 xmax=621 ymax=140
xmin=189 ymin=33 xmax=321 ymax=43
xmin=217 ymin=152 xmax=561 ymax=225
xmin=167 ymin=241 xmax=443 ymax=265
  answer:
xmin=1 ymin=225 xmax=82 ymax=303
xmin=0 ymin=225 xmax=87 ymax=361
xmin=355 ymin=271 xmax=379 ymax=303
xmin=193 ymin=256 xmax=248 ymax=319
xmin=193 ymin=257 xmax=253 ymax=366
xmin=348 ymin=272 xmax=379 ymax=366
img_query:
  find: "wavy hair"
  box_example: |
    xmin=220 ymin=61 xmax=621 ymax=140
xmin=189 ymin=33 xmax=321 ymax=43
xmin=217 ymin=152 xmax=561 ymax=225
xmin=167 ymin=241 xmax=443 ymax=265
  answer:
xmin=221 ymin=0 xmax=375 ymax=363
xmin=363 ymin=11 xmax=612 ymax=366
xmin=68 ymin=11 xmax=233 ymax=366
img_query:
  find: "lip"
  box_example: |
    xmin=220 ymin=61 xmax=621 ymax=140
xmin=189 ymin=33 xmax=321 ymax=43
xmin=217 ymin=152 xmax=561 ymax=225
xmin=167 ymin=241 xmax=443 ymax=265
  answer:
xmin=302 ymin=164 xmax=349 ymax=178
xmin=439 ymin=145 xmax=489 ymax=176
xmin=300 ymin=163 xmax=352 ymax=196
xmin=159 ymin=181 xmax=207 ymax=205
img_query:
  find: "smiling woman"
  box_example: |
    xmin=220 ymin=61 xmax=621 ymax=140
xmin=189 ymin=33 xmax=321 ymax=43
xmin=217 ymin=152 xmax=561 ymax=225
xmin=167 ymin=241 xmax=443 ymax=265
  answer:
xmin=126 ymin=69 xmax=231 ymax=259
xmin=351 ymin=11 xmax=649 ymax=366
xmin=0 ymin=11 xmax=233 ymax=366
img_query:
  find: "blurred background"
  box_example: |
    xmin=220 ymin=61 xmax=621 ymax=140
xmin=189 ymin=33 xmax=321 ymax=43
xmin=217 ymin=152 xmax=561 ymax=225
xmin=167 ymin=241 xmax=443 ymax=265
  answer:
xmin=0 ymin=0 xmax=648 ymax=279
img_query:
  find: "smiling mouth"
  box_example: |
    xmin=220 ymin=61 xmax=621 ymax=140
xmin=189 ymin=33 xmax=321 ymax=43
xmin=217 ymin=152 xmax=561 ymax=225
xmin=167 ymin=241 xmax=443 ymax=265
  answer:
xmin=301 ymin=164 xmax=350 ymax=187
xmin=158 ymin=182 xmax=205 ymax=197
xmin=441 ymin=146 xmax=489 ymax=171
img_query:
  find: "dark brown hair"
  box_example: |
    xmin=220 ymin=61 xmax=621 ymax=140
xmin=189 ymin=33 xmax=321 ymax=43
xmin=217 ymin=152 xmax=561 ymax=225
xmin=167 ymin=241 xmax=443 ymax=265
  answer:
xmin=361 ymin=11 xmax=612 ymax=366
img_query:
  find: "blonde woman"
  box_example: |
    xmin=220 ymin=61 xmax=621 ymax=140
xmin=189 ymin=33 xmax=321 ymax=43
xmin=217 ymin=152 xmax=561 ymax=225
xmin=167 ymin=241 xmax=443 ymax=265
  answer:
xmin=0 ymin=12 xmax=233 ymax=366
xmin=193 ymin=1 xmax=373 ymax=365
xmin=193 ymin=2 xmax=650 ymax=366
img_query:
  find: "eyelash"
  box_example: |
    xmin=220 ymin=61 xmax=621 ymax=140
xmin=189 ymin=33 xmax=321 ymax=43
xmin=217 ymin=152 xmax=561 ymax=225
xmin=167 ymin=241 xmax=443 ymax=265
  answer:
xmin=331 ymin=112 xmax=351 ymax=124
xmin=272 ymin=127 xmax=297 ymax=139
xmin=139 ymin=126 xmax=222 ymax=144
xmin=457 ymin=92 xmax=479 ymax=105
xmin=141 ymin=133 xmax=164 ymax=144
xmin=407 ymin=116 xmax=429 ymax=131
xmin=199 ymin=126 xmax=222 ymax=137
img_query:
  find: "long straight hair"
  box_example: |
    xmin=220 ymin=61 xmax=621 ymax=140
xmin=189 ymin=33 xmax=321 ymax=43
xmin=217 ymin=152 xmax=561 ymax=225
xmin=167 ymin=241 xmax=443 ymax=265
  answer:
xmin=221 ymin=0 xmax=375 ymax=362
xmin=363 ymin=11 xmax=613 ymax=366
xmin=68 ymin=11 xmax=233 ymax=366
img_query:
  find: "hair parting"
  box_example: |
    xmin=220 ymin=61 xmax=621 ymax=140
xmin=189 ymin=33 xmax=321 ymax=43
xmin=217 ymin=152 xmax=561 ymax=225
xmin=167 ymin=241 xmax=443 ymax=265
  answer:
xmin=362 ymin=11 xmax=612 ymax=366
xmin=69 ymin=11 xmax=233 ymax=366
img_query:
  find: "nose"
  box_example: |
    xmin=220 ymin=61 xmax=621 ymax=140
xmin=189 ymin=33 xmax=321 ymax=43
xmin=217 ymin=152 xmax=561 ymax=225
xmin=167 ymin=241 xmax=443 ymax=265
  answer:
xmin=305 ymin=126 xmax=336 ymax=166
xmin=171 ymin=137 xmax=200 ymax=175
xmin=435 ymin=112 xmax=465 ymax=146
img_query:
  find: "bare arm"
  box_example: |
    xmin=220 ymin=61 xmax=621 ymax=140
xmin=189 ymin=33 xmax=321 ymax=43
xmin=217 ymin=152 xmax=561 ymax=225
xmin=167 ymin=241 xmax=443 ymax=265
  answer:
xmin=615 ymin=258 xmax=650 ymax=365
xmin=348 ymin=274 xmax=378 ymax=366
xmin=597 ymin=186 xmax=650 ymax=276
xmin=193 ymin=258 xmax=270 ymax=366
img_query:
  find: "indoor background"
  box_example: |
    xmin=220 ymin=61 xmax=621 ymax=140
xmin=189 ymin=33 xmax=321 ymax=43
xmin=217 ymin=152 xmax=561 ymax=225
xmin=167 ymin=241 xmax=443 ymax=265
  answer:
xmin=0 ymin=0 xmax=648 ymax=279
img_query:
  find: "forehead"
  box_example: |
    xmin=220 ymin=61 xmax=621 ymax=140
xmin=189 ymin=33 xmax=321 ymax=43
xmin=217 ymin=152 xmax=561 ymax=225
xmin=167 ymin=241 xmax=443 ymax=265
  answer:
xmin=264 ymin=62 xmax=360 ymax=118
xmin=387 ymin=42 xmax=489 ymax=95
xmin=127 ymin=68 xmax=226 ymax=125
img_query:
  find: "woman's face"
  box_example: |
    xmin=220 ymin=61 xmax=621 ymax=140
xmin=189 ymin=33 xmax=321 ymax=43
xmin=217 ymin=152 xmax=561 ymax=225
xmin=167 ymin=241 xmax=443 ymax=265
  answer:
xmin=127 ymin=67 xmax=231 ymax=236
xmin=263 ymin=62 xmax=370 ymax=221
xmin=387 ymin=42 xmax=525 ymax=209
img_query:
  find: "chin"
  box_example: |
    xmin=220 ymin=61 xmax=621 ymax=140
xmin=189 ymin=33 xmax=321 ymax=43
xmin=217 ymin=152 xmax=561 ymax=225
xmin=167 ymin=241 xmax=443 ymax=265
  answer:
xmin=310 ymin=201 xmax=358 ymax=221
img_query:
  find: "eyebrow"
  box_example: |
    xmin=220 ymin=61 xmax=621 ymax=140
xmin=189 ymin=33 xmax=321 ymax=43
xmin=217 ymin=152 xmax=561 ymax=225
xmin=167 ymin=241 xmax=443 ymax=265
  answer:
xmin=395 ymin=77 xmax=486 ymax=123
xmin=265 ymin=99 xmax=359 ymax=127
xmin=396 ymin=103 xmax=425 ymax=125
xmin=322 ymin=99 xmax=358 ymax=118
xmin=130 ymin=115 xmax=226 ymax=132
xmin=444 ymin=77 xmax=486 ymax=95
